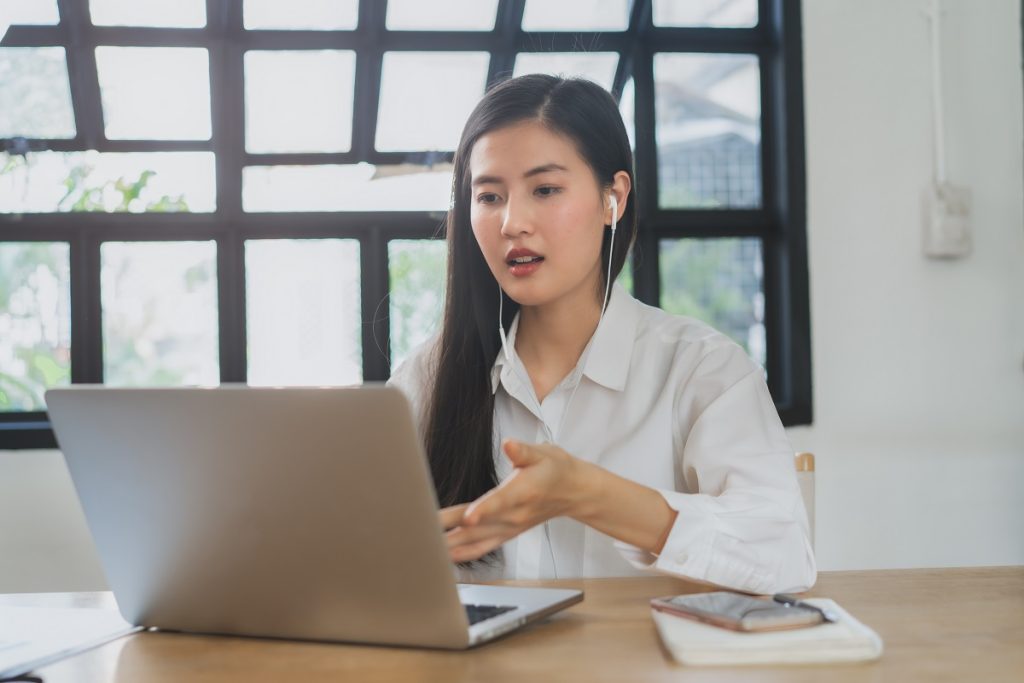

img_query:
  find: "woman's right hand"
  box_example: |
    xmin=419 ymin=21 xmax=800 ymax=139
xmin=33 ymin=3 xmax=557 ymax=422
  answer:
xmin=439 ymin=503 xmax=471 ymax=533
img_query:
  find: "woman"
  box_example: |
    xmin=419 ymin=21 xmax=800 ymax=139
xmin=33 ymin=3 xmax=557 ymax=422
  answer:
xmin=388 ymin=74 xmax=816 ymax=594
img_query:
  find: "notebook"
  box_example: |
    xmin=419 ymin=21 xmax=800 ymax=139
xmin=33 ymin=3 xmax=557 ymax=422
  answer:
xmin=652 ymin=598 xmax=883 ymax=666
xmin=0 ymin=605 xmax=141 ymax=679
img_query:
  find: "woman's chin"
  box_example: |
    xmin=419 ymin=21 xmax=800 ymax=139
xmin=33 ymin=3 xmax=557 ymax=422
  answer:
xmin=500 ymin=271 xmax=603 ymax=310
xmin=500 ymin=279 xmax=553 ymax=307
xmin=505 ymin=292 xmax=551 ymax=308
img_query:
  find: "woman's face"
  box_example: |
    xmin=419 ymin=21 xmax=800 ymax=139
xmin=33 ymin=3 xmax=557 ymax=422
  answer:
xmin=468 ymin=120 xmax=609 ymax=310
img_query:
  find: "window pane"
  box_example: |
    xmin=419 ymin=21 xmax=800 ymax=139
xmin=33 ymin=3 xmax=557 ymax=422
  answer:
xmin=89 ymin=0 xmax=206 ymax=28
xmin=659 ymin=238 xmax=764 ymax=366
xmin=386 ymin=0 xmax=498 ymax=31
xmin=522 ymin=0 xmax=630 ymax=31
xmin=242 ymin=163 xmax=452 ymax=212
xmin=0 ymin=151 xmax=215 ymax=213
xmin=0 ymin=242 xmax=70 ymax=411
xmin=0 ymin=47 xmax=76 ymax=138
xmin=101 ymin=241 xmax=219 ymax=386
xmin=243 ymin=0 xmax=358 ymax=30
xmin=619 ymin=77 xmax=635 ymax=151
xmin=616 ymin=260 xmax=633 ymax=295
xmin=376 ymin=52 xmax=489 ymax=152
xmin=653 ymin=0 xmax=758 ymax=28
xmin=246 ymin=239 xmax=361 ymax=386
xmin=513 ymin=52 xmax=619 ymax=91
xmin=389 ymin=240 xmax=446 ymax=371
xmin=244 ymin=50 xmax=355 ymax=154
xmin=95 ymin=47 xmax=211 ymax=140
xmin=5 ymin=1 xmax=60 ymax=25
xmin=654 ymin=53 xmax=761 ymax=209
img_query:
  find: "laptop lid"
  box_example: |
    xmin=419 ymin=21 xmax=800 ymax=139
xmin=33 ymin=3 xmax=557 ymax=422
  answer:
xmin=46 ymin=385 xmax=477 ymax=648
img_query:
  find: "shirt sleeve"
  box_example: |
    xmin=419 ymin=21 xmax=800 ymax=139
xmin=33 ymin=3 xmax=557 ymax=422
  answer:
xmin=615 ymin=363 xmax=817 ymax=595
xmin=385 ymin=336 xmax=439 ymax=447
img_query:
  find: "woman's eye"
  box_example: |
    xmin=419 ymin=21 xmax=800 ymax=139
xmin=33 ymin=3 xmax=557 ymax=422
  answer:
xmin=477 ymin=193 xmax=499 ymax=204
xmin=536 ymin=186 xmax=560 ymax=197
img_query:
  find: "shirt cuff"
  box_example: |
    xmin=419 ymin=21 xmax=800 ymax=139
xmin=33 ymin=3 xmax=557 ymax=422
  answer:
xmin=614 ymin=489 xmax=776 ymax=594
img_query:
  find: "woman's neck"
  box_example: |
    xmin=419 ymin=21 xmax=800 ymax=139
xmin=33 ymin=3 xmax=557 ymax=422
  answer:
xmin=514 ymin=278 xmax=604 ymax=401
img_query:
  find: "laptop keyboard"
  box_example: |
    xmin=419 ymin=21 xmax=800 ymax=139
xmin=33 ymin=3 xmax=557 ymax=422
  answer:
xmin=465 ymin=603 xmax=516 ymax=625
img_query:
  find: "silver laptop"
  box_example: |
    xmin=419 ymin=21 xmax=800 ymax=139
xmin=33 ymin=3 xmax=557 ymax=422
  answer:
xmin=45 ymin=385 xmax=582 ymax=649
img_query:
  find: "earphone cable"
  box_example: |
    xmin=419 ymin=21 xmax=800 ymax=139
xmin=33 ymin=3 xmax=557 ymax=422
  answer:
xmin=497 ymin=194 xmax=619 ymax=579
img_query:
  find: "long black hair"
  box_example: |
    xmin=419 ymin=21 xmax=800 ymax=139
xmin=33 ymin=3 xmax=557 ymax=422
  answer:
xmin=424 ymin=74 xmax=638 ymax=510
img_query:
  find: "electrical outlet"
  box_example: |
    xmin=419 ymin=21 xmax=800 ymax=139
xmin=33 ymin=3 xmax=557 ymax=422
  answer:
xmin=922 ymin=182 xmax=972 ymax=258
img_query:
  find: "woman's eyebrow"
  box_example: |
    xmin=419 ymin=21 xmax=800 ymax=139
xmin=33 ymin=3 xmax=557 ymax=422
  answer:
xmin=523 ymin=163 xmax=569 ymax=177
xmin=471 ymin=163 xmax=569 ymax=187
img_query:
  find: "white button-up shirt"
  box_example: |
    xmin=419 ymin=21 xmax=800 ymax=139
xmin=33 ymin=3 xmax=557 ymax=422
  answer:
xmin=388 ymin=283 xmax=816 ymax=594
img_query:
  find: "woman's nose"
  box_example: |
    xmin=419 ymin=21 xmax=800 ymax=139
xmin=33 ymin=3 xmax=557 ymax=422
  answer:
xmin=500 ymin=197 xmax=534 ymax=238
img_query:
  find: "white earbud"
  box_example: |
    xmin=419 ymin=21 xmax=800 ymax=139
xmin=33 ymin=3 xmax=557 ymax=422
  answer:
xmin=610 ymin=194 xmax=618 ymax=232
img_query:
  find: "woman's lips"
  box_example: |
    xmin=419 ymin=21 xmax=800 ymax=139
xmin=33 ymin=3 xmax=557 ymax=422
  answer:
xmin=508 ymin=257 xmax=543 ymax=277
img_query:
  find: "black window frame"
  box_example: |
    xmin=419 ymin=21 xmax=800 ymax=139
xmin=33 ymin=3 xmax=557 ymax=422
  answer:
xmin=0 ymin=0 xmax=811 ymax=449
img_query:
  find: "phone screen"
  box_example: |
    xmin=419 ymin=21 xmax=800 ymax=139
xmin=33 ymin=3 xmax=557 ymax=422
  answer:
xmin=653 ymin=592 xmax=823 ymax=631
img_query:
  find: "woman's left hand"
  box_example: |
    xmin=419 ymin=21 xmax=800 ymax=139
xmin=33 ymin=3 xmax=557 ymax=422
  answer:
xmin=441 ymin=438 xmax=589 ymax=563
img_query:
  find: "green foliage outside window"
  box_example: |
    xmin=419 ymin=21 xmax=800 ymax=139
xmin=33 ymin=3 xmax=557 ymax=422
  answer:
xmin=660 ymin=238 xmax=762 ymax=362
xmin=0 ymin=160 xmax=190 ymax=410
xmin=388 ymin=240 xmax=446 ymax=369
xmin=0 ymin=242 xmax=69 ymax=410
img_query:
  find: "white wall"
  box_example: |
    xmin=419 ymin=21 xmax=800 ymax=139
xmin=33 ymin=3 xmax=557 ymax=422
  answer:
xmin=791 ymin=0 xmax=1024 ymax=569
xmin=0 ymin=449 xmax=107 ymax=591
xmin=1 ymin=0 xmax=1022 ymax=591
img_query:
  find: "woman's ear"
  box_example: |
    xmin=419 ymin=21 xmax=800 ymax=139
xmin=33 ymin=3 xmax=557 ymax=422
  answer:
xmin=607 ymin=171 xmax=632 ymax=224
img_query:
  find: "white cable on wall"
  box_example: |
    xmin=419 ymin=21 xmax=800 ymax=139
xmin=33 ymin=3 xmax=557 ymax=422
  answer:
xmin=927 ymin=0 xmax=946 ymax=184
xmin=920 ymin=0 xmax=972 ymax=260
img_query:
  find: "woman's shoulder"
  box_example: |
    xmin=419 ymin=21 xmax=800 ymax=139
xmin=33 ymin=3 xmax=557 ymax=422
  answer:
xmin=627 ymin=296 xmax=763 ymax=386
xmin=388 ymin=334 xmax=442 ymax=396
xmin=636 ymin=297 xmax=756 ymax=358
xmin=620 ymin=299 xmax=768 ymax=428
xmin=387 ymin=335 xmax=442 ymax=442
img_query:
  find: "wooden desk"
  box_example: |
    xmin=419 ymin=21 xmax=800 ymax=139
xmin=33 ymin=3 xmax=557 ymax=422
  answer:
xmin=3 ymin=567 xmax=1021 ymax=682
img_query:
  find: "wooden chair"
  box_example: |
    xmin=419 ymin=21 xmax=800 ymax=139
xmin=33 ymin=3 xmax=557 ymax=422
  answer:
xmin=795 ymin=452 xmax=815 ymax=549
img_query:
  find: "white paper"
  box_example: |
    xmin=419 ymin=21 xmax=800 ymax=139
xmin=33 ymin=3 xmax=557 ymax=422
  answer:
xmin=0 ymin=605 xmax=141 ymax=678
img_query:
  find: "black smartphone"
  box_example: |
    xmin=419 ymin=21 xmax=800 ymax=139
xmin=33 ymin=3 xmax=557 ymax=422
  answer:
xmin=651 ymin=591 xmax=826 ymax=632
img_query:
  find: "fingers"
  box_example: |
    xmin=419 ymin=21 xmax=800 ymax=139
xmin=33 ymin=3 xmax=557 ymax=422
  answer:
xmin=450 ymin=536 xmax=505 ymax=563
xmin=463 ymin=482 xmax=519 ymax=526
xmin=446 ymin=522 xmax=514 ymax=563
xmin=462 ymin=441 xmax=547 ymax=525
xmin=439 ymin=503 xmax=470 ymax=531
xmin=502 ymin=438 xmax=543 ymax=467
xmin=446 ymin=519 xmax=514 ymax=547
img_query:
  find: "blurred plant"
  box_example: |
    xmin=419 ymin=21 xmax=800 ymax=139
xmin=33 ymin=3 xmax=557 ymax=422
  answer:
xmin=100 ymin=244 xmax=216 ymax=388
xmin=55 ymin=161 xmax=189 ymax=212
xmin=0 ymin=243 xmax=69 ymax=410
xmin=660 ymin=238 xmax=761 ymax=359
xmin=388 ymin=241 xmax=446 ymax=369
xmin=0 ymin=161 xmax=191 ymax=411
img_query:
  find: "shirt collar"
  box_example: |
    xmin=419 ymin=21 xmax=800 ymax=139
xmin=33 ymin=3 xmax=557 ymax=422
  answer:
xmin=490 ymin=283 xmax=640 ymax=394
